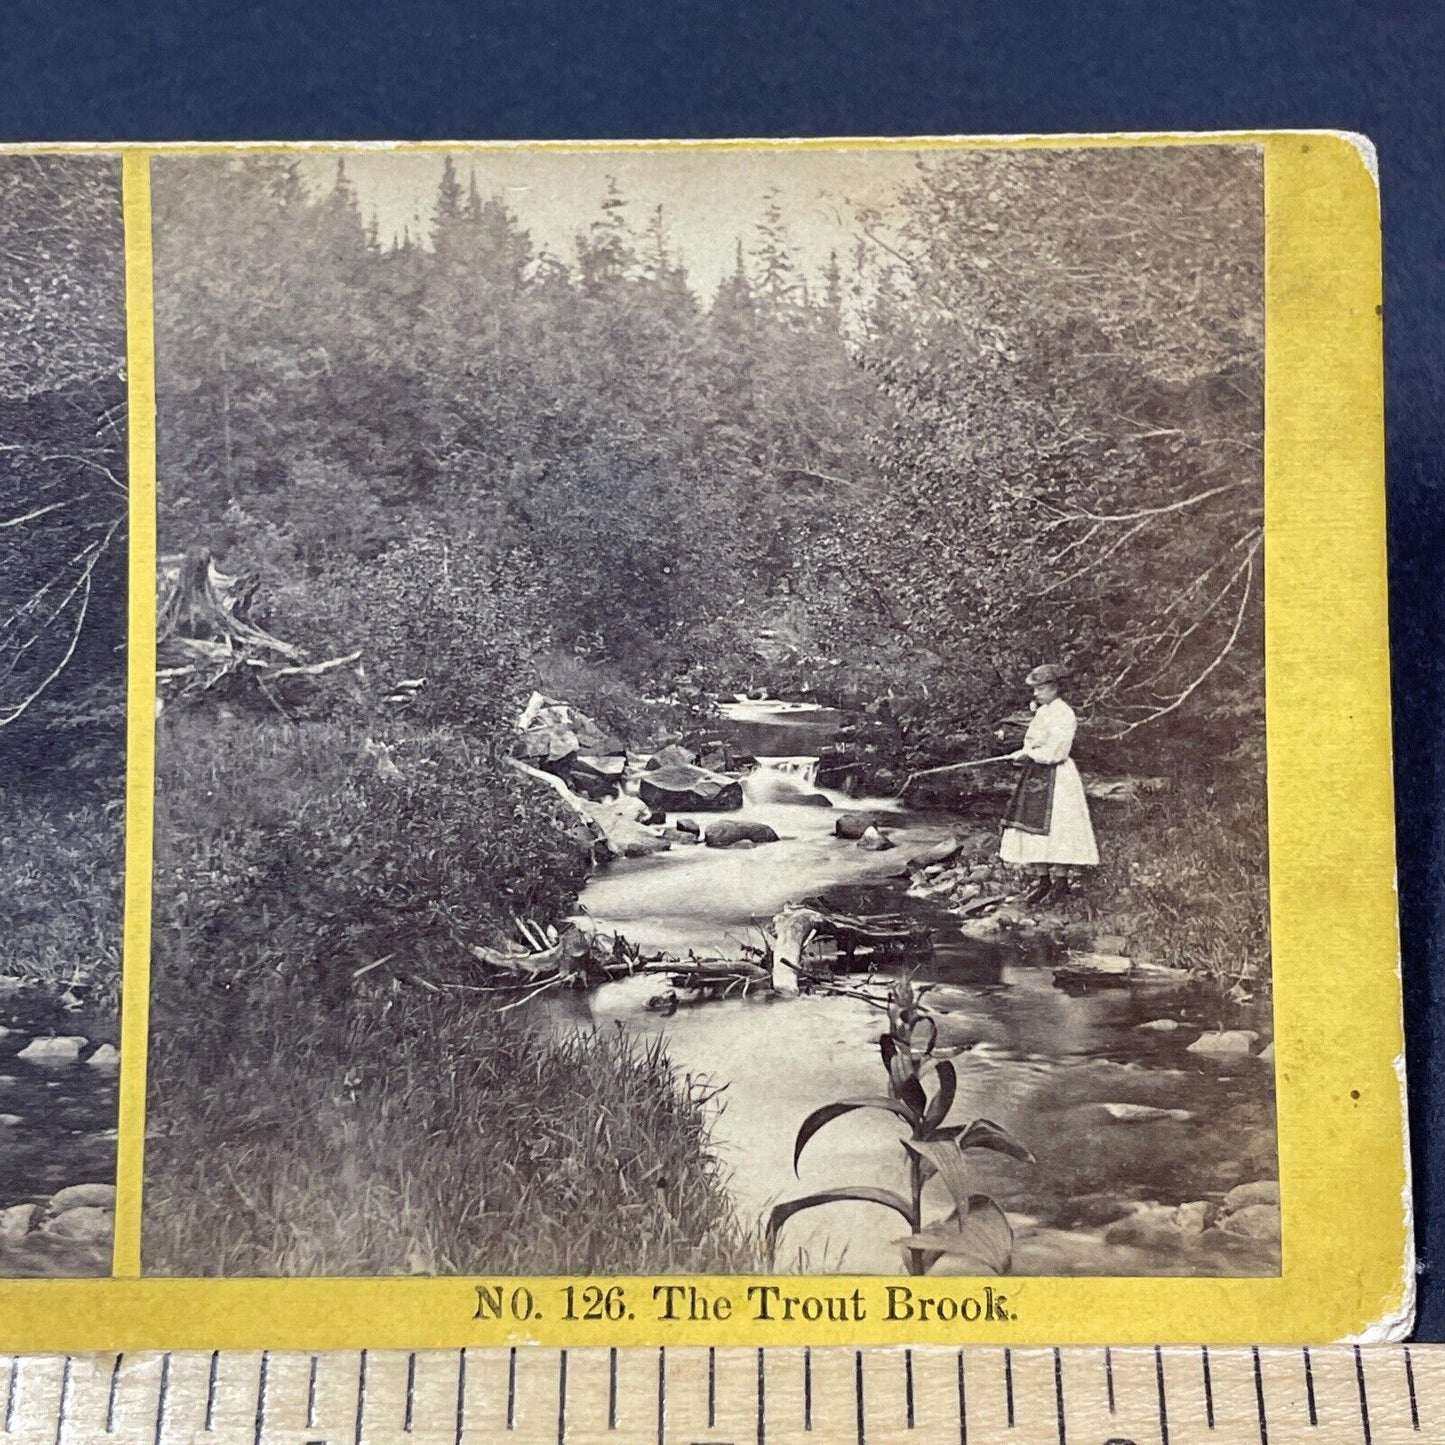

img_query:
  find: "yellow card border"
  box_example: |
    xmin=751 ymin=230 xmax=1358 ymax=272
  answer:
xmin=0 ymin=132 xmax=1407 ymax=1349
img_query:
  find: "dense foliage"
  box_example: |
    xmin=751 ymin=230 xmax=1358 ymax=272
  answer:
xmin=144 ymin=148 xmax=1268 ymax=1274
xmin=0 ymin=157 xmax=127 ymax=1007
xmin=151 ymin=148 xmax=1262 ymax=762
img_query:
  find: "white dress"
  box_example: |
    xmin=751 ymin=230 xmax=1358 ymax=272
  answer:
xmin=998 ymin=697 xmax=1099 ymax=867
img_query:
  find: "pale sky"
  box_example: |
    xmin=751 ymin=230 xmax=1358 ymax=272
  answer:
xmin=295 ymin=146 xmax=925 ymax=299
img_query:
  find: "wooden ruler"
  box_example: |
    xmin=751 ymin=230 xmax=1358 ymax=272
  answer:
xmin=0 ymin=1345 xmax=1432 ymax=1444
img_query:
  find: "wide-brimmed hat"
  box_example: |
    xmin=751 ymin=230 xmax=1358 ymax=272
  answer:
xmin=1024 ymin=662 xmax=1070 ymax=686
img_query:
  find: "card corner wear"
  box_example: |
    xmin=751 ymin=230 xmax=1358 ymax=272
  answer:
xmin=0 ymin=131 xmax=1406 ymax=1351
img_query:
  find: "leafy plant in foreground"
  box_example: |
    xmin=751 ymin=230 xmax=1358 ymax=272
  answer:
xmin=767 ymin=979 xmax=1034 ymax=1275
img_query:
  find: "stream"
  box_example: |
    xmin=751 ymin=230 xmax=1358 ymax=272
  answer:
xmin=549 ymin=700 xmax=1279 ymax=1277
xmin=0 ymin=983 xmax=117 ymax=1275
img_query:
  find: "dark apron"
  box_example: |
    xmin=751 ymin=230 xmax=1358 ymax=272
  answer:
xmin=1002 ymin=759 xmax=1057 ymax=836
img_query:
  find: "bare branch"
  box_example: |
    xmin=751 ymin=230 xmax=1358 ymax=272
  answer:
xmin=0 ymin=497 xmax=76 ymax=529
xmin=1108 ymin=538 xmax=1260 ymax=738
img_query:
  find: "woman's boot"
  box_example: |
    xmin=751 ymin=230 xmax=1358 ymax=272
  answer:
xmin=1023 ymin=871 xmax=1052 ymax=905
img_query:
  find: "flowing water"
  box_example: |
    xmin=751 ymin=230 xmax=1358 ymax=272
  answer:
xmin=556 ymin=700 xmax=1278 ymax=1277
xmin=0 ymin=984 xmax=117 ymax=1275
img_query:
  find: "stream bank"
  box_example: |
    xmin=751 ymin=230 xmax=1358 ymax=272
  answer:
xmin=532 ymin=697 xmax=1279 ymax=1277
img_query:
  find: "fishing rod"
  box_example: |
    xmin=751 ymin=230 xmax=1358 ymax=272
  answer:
xmin=896 ymin=751 xmax=1018 ymax=796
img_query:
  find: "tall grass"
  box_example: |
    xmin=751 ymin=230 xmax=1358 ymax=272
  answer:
xmin=144 ymin=706 xmax=760 ymax=1276
xmin=1100 ymin=773 xmax=1271 ymax=985
xmin=0 ymin=785 xmax=124 ymax=1019
xmin=144 ymin=987 xmax=758 ymax=1276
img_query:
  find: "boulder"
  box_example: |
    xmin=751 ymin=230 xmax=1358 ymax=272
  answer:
xmin=85 ymin=1043 xmax=120 ymax=1070
xmin=1105 ymin=1202 xmax=1206 ymax=1247
xmin=1098 ymin=1103 xmax=1191 ymax=1122
xmin=1217 ymin=1203 xmax=1281 ymax=1242
xmin=638 ymin=764 xmax=743 ymax=814
xmin=814 ymin=757 xmax=858 ymax=791
xmin=0 ymin=1114 xmax=19 ymax=1128
xmin=1185 ymin=1029 xmax=1259 ymax=1057
xmin=834 ymin=811 xmax=892 ymax=840
xmin=515 ymin=692 xmax=625 ymax=763
xmin=40 ymin=1206 xmax=112 ymax=1242
xmin=644 ymin=743 xmax=697 ymax=772
xmin=16 ymin=1036 xmax=86 ymax=1064
xmin=48 ymin=1183 xmax=118 ymax=1214
xmin=1222 ymin=1179 xmax=1280 ymax=1213
xmin=907 ymin=836 xmax=965 ymax=870
xmin=783 ymin=792 xmax=833 ymax=808
xmin=658 ymin=826 xmax=701 ymax=846
xmin=1136 ymin=1018 xmax=1183 ymax=1033
xmin=1054 ymin=953 xmax=1131 ymax=981
xmin=1174 ymin=1200 xmax=1212 ymax=1236
xmin=705 ymin=820 xmax=780 ymax=849
xmin=857 ymin=826 xmax=895 ymax=852
xmin=0 ymin=1204 xmax=40 ymax=1241
xmin=568 ymin=754 xmax=627 ymax=799
xmin=673 ymin=818 xmax=701 ymax=838
xmin=1256 ymin=1040 xmax=1275 ymax=1064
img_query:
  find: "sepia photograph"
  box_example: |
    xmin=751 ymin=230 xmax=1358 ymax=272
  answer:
xmin=140 ymin=142 xmax=1277 ymax=1280
xmin=0 ymin=154 xmax=127 ymax=1275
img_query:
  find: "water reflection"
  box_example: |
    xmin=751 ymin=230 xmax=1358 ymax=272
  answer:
xmin=554 ymin=703 xmax=1278 ymax=1277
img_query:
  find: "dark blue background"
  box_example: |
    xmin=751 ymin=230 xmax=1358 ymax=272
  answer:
xmin=4 ymin=0 xmax=1441 ymax=1335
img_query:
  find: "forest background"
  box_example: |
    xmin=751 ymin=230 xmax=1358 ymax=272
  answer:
xmin=0 ymin=157 xmax=127 ymax=1018
xmin=126 ymin=144 xmax=1268 ymax=1275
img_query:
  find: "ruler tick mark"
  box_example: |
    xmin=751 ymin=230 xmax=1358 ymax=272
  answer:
xmin=1053 ymin=1347 xmax=1065 ymax=1445
xmin=355 ymin=1348 xmax=368 ymax=1445
xmin=1105 ymin=1347 xmax=1115 ymax=1415
xmin=1406 ymin=1346 xmax=1420 ymax=1431
xmin=3 ymin=1356 xmax=15 ymax=1434
xmin=1155 ymin=1345 xmax=1169 ymax=1445
xmin=404 ymin=1353 xmax=415 ymax=1434
xmin=507 ymin=1346 xmax=516 ymax=1431
xmin=803 ymin=1347 xmax=812 ymax=1433
xmin=1302 ymin=1346 xmax=1316 ymax=1427
xmin=1005 ymin=1348 xmax=1014 ymax=1427
xmin=556 ymin=1349 xmax=567 ymax=1445
xmin=656 ymin=1347 xmax=666 ymax=1445
xmin=455 ymin=1348 xmax=467 ymax=1445
xmin=905 ymin=1348 xmax=915 ymax=1431
xmin=106 ymin=1353 xmax=123 ymax=1434
xmin=54 ymin=1355 xmax=71 ymax=1445
xmin=608 ymin=1347 xmax=618 ymax=1431
xmin=153 ymin=1353 xmax=170 ymax=1445
xmin=854 ymin=1349 xmax=865 ymax=1445
xmin=708 ymin=1347 xmax=716 ymax=1429
xmin=1252 ymin=1346 xmax=1267 ymax=1445
xmin=254 ymin=1351 xmax=270 ymax=1445
xmin=757 ymin=1346 xmax=766 ymax=1445
xmin=307 ymin=1354 xmax=319 ymax=1431
xmin=1354 ymin=1344 xmax=1372 ymax=1445
xmin=204 ymin=1351 xmax=218 ymax=1433
xmin=1202 ymin=1346 xmax=1215 ymax=1429
xmin=956 ymin=1350 xmax=967 ymax=1445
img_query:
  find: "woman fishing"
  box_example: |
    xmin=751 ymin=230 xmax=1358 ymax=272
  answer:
xmin=1000 ymin=662 xmax=1098 ymax=905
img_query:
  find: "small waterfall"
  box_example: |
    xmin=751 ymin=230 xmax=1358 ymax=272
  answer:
xmin=754 ymin=756 xmax=820 ymax=786
xmin=742 ymin=756 xmax=821 ymax=805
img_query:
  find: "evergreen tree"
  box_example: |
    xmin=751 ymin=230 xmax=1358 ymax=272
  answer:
xmin=576 ymin=177 xmax=634 ymax=295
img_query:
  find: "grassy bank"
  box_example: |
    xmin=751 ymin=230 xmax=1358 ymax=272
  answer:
xmin=144 ymin=706 xmax=761 ymax=1276
xmin=145 ymin=985 xmax=758 ymax=1276
xmin=1101 ymin=775 xmax=1271 ymax=986
xmin=0 ymin=784 xmax=124 ymax=1020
